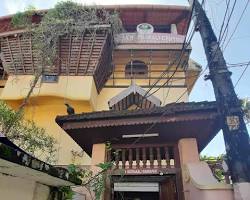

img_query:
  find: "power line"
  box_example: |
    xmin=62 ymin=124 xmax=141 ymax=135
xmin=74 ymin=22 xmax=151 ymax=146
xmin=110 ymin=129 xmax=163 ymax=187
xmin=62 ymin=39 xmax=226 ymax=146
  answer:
xmin=222 ymin=0 xmax=249 ymax=50
xmin=133 ymin=0 xmax=199 ymax=108
xmin=130 ymin=67 xmax=209 ymax=147
xmin=172 ymin=0 xmax=240 ymax=103
xmin=219 ymin=0 xmax=237 ymax=47
xmin=234 ymin=61 xmax=250 ymax=88
xmin=218 ymin=0 xmax=231 ymax=42
xmin=124 ymin=0 xmax=239 ymax=148
xmin=130 ymin=0 xmax=239 ymax=146
xmin=143 ymin=17 xmax=197 ymax=99
xmin=148 ymin=0 xmax=237 ymax=101
xmin=228 ymin=61 xmax=250 ymax=67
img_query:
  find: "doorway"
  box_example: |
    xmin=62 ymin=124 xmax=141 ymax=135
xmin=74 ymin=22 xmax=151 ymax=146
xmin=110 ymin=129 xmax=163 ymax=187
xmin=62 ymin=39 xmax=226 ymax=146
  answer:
xmin=112 ymin=175 xmax=177 ymax=200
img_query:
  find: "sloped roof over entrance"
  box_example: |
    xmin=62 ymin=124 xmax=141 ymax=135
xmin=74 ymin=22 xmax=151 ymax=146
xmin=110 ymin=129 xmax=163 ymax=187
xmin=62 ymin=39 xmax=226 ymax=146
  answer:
xmin=56 ymin=101 xmax=222 ymax=155
xmin=0 ymin=133 xmax=81 ymax=186
xmin=108 ymin=82 xmax=161 ymax=110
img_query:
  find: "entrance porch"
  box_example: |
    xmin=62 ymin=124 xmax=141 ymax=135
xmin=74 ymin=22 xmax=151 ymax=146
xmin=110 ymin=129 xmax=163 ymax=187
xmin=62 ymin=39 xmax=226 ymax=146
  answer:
xmin=108 ymin=143 xmax=180 ymax=200
xmin=56 ymin=101 xmax=234 ymax=200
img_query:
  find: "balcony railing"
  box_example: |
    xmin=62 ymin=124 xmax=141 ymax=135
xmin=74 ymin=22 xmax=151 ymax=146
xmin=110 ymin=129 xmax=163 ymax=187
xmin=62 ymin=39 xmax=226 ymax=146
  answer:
xmin=108 ymin=144 xmax=178 ymax=170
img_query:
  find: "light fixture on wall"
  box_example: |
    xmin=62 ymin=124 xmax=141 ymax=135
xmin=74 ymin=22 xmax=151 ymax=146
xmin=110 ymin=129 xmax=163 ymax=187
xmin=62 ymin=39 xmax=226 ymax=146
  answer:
xmin=122 ymin=133 xmax=159 ymax=138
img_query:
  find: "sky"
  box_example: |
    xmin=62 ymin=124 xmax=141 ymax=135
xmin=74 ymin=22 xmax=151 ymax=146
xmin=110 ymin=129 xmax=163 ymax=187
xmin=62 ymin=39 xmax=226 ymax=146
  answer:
xmin=0 ymin=0 xmax=249 ymax=156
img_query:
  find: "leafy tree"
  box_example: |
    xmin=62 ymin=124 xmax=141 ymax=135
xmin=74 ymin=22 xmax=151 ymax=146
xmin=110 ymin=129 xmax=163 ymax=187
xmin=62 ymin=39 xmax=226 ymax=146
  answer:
xmin=200 ymin=154 xmax=229 ymax=182
xmin=0 ymin=101 xmax=57 ymax=164
xmin=241 ymin=98 xmax=250 ymax=124
xmin=5 ymin=2 xmax=123 ymax=198
xmin=11 ymin=1 xmax=123 ymax=72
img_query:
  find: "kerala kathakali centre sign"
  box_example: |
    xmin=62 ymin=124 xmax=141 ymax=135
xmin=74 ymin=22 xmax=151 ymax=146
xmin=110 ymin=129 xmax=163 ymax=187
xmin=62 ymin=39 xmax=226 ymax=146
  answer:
xmin=115 ymin=33 xmax=185 ymax=44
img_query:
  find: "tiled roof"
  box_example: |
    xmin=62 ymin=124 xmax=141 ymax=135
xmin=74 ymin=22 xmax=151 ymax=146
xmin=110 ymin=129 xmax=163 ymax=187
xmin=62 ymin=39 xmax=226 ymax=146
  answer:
xmin=56 ymin=101 xmax=218 ymax=125
xmin=56 ymin=101 xmax=221 ymax=155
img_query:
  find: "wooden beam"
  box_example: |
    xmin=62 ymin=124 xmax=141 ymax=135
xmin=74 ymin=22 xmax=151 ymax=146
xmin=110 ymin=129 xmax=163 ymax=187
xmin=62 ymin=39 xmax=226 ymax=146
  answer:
xmin=104 ymin=84 xmax=187 ymax=88
xmin=85 ymin=30 xmax=96 ymax=74
xmin=67 ymin=35 xmax=72 ymax=75
xmin=93 ymin=32 xmax=110 ymax=92
xmin=29 ymin=34 xmax=35 ymax=73
xmin=75 ymin=33 xmax=85 ymax=75
xmin=17 ymin=35 xmax=25 ymax=73
xmin=108 ymin=76 xmax=186 ymax=80
xmin=157 ymin=147 xmax=162 ymax=168
xmin=142 ymin=147 xmax=147 ymax=168
xmin=136 ymin=148 xmax=140 ymax=168
xmin=128 ymin=148 xmax=133 ymax=169
xmin=165 ymin=146 xmax=170 ymax=167
xmin=6 ymin=37 xmax=16 ymax=74
xmin=115 ymin=150 xmax=120 ymax=169
xmin=122 ymin=149 xmax=126 ymax=169
xmin=57 ymin=38 xmax=61 ymax=75
xmin=149 ymin=147 xmax=154 ymax=168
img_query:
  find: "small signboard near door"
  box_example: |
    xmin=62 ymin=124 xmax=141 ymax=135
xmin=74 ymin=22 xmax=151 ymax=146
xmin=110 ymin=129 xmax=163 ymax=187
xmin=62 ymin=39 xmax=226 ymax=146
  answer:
xmin=114 ymin=182 xmax=159 ymax=192
xmin=112 ymin=176 xmax=177 ymax=200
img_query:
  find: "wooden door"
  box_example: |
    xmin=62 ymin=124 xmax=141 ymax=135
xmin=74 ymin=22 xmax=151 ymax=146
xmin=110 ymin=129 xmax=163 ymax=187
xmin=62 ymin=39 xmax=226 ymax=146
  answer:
xmin=159 ymin=177 xmax=177 ymax=200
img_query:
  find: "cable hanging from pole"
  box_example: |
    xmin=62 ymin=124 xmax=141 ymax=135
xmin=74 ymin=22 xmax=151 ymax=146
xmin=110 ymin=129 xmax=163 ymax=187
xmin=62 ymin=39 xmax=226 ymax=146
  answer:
xmin=134 ymin=0 xmax=203 ymax=109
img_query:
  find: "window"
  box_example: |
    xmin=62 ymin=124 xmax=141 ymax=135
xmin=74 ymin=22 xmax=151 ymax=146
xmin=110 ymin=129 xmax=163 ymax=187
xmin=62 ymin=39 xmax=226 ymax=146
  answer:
xmin=125 ymin=60 xmax=148 ymax=78
xmin=41 ymin=74 xmax=58 ymax=83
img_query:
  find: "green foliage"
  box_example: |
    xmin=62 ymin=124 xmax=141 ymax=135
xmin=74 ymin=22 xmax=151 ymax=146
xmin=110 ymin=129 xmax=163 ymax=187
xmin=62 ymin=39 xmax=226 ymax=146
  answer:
xmin=105 ymin=141 xmax=112 ymax=151
xmin=11 ymin=5 xmax=36 ymax=28
xmin=11 ymin=1 xmax=123 ymax=70
xmin=0 ymin=101 xmax=57 ymax=164
xmin=96 ymin=162 xmax=113 ymax=171
xmin=90 ymin=173 xmax=106 ymax=200
xmin=59 ymin=186 xmax=74 ymax=200
xmin=65 ymin=162 xmax=113 ymax=200
xmin=200 ymin=154 xmax=226 ymax=182
xmin=0 ymin=100 xmax=22 ymax=133
xmin=240 ymin=98 xmax=250 ymax=123
xmin=0 ymin=143 xmax=11 ymax=157
xmin=67 ymin=163 xmax=92 ymax=180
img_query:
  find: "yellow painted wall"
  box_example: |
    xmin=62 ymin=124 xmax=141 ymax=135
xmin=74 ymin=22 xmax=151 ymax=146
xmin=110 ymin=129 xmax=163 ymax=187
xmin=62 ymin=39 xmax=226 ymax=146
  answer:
xmin=97 ymin=70 xmax=189 ymax=110
xmin=6 ymin=97 xmax=92 ymax=165
xmin=1 ymin=75 xmax=96 ymax=165
xmin=0 ymin=52 xmax=199 ymax=165
xmin=0 ymin=79 xmax=6 ymax=97
xmin=96 ymin=86 xmax=188 ymax=111
xmin=1 ymin=75 xmax=95 ymax=101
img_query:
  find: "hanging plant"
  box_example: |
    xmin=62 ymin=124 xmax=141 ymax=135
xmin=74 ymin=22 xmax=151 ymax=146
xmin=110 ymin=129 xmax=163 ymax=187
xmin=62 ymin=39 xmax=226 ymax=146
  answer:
xmin=11 ymin=1 xmax=123 ymax=70
xmin=9 ymin=1 xmax=124 ymax=111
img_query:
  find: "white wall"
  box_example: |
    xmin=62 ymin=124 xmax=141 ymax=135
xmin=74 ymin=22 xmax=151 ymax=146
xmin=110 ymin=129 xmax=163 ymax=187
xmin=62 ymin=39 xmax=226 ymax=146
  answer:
xmin=0 ymin=173 xmax=50 ymax=200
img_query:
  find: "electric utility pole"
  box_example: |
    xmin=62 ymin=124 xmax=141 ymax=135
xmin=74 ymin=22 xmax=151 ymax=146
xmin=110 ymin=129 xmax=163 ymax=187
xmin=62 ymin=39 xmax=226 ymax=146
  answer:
xmin=190 ymin=0 xmax=250 ymax=183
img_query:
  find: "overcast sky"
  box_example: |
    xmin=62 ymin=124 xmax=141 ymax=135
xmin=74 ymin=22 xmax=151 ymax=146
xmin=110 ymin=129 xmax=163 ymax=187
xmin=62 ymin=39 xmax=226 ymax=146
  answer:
xmin=1 ymin=0 xmax=249 ymax=156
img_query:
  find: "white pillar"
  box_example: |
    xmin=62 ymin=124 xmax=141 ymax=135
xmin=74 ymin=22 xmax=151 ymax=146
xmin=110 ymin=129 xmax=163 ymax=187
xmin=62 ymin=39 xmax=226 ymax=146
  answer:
xmin=171 ymin=24 xmax=178 ymax=34
xmin=178 ymin=138 xmax=200 ymax=200
xmin=91 ymin=143 xmax=106 ymax=173
xmin=233 ymin=183 xmax=250 ymax=200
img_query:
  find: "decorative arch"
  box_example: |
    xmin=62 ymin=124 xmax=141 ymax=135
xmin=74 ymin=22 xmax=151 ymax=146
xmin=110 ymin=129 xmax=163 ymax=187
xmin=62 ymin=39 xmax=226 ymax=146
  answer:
xmin=108 ymin=81 xmax=161 ymax=111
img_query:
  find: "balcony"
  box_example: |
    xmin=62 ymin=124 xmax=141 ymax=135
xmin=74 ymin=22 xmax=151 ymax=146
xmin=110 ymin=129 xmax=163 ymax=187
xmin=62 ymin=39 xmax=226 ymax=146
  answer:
xmin=108 ymin=144 xmax=178 ymax=175
xmin=0 ymin=26 xmax=113 ymax=92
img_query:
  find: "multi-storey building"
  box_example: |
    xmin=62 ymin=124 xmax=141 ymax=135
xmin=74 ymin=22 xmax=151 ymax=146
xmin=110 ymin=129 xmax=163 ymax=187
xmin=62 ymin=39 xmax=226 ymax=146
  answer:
xmin=0 ymin=4 xmax=233 ymax=200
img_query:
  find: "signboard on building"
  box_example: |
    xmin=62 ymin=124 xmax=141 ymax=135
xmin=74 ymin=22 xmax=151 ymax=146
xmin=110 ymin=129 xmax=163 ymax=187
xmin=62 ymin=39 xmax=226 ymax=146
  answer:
xmin=124 ymin=168 xmax=176 ymax=175
xmin=115 ymin=33 xmax=185 ymax=44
